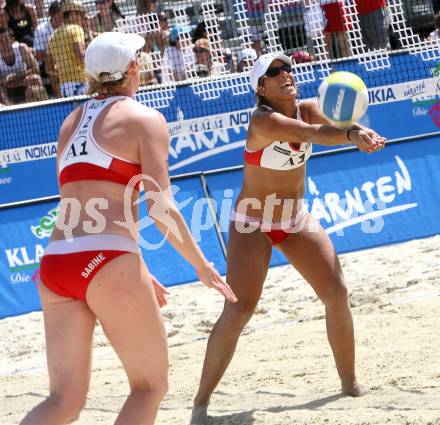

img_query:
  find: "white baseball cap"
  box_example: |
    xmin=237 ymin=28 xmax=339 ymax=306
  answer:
xmin=249 ymin=52 xmax=292 ymax=92
xmin=237 ymin=48 xmax=257 ymax=65
xmin=85 ymin=32 xmax=146 ymax=82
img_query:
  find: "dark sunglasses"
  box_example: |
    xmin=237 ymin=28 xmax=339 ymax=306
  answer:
xmin=265 ymin=63 xmax=292 ymax=77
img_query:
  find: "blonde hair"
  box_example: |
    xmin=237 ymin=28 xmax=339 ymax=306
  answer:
xmin=86 ymin=73 xmax=131 ymax=96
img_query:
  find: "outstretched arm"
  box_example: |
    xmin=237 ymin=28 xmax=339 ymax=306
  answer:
xmin=135 ymin=106 xmax=237 ymax=303
xmin=301 ymin=99 xmax=386 ymax=153
xmin=252 ymin=100 xmax=386 ymax=153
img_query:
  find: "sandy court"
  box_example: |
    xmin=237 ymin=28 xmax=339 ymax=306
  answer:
xmin=1 ymin=235 xmax=440 ymax=425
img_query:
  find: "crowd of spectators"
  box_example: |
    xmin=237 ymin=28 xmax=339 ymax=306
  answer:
xmin=0 ymin=0 xmax=437 ymax=106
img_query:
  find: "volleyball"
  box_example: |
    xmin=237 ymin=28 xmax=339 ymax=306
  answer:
xmin=318 ymin=71 xmax=369 ymax=126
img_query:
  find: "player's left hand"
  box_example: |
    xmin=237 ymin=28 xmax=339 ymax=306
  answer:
xmin=350 ymin=129 xmax=386 ymax=153
xmin=366 ymin=133 xmax=386 ymax=153
xmin=351 ymin=126 xmax=386 ymax=153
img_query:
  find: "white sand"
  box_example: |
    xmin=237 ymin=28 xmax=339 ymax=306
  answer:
xmin=1 ymin=235 xmax=440 ymax=425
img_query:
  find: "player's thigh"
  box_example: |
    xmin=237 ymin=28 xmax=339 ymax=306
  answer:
xmin=226 ymin=223 xmax=273 ymax=307
xmin=38 ymin=280 xmax=96 ymax=397
xmin=277 ymin=214 xmax=346 ymax=300
xmin=86 ymin=253 xmax=168 ymax=388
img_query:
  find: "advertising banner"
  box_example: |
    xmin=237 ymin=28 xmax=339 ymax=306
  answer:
xmin=1 ymin=137 xmax=439 ymax=319
xmin=0 ymin=201 xmax=58 ymax=318
xmin=0 ymin=176 xmax=227 ymax=318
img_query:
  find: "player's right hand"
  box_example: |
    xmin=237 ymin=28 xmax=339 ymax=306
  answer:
xmin=195 ymin=262 xmax=238 ymax=303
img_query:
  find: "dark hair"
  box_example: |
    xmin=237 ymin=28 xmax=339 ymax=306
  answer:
xmin=255 ymin=74 xmax=299 ymax=107
xmin=136 ymin=0 xmax=155 ymax=15
xmin=191 ymin=21 xmax=207 ymax=43
xmin=6 ymin=0 xmax=25 ymax=9
xmin=0 ymin=26 xmax=13 ymax=36
xmin=255 ymin=77 xmax=269 ymax=107
xmin=48 ymin=1 xmax=61 ymax=16
xmin=435 ymin=12 xmax=440 ymax=29
xmin=110 ymin=0 xmax=125 ymax=19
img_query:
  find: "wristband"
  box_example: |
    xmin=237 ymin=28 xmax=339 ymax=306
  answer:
xmin=347 ymin=128 xmax=356 ymax=143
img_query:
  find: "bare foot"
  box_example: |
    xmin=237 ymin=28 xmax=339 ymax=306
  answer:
xmin=341 ymin=380 xmax=368 ymax=397
xmin=189 ymin=405 xmax=208 ymax=425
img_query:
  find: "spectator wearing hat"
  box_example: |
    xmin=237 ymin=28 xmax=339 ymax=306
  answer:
xmin=236 ymin=47 xmax=257 ymax=72
xmin=355 ymin=0 xmax=391 ymax=50
xmin=193 ymin=37 xmax=224 ymax=77
xmin=47 ymin=0 xmax=87 ymax=97
xmin=0 ymin=0 xmax=38 ymax=47
xmin=162 ymin=24 xmax=193 ymax=81
xmin=0 ymin=26 xmax=45 ymax=104
xmin=219 ymin=47 xmax=234 ymax=73
xmin=34 ymin=1 xmax=63 ymax=95
xmin=250 ymin=32 xmax=263 ymax=57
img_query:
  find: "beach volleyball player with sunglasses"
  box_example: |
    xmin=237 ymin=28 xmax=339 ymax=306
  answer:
xmin=190 ymin=53 xmax=386 ymax=424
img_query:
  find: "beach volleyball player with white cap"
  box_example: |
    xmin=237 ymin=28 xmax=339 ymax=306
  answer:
xmin=20 ymin=32 xmax=236 ymax=425
xmin=190 ymin=53 xmax=386 ymax=424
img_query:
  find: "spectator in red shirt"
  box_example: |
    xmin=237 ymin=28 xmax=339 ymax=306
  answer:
xmin=355 ymin=0 xmax=391 ymax=50
xmin=246 ymin=0 xmax=265 ymax=19
xmin=321 ymin=0 xmax=352 ymax=58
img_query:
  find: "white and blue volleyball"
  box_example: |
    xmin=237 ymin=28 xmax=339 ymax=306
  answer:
xmin=318 ymin=71 xmax=369 ymax=125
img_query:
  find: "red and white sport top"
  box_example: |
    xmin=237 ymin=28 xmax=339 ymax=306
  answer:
xmin=244 ymin=104 xmax=312 ymax=171
xmin=59 ymin=96 xmax=142 ymax=189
